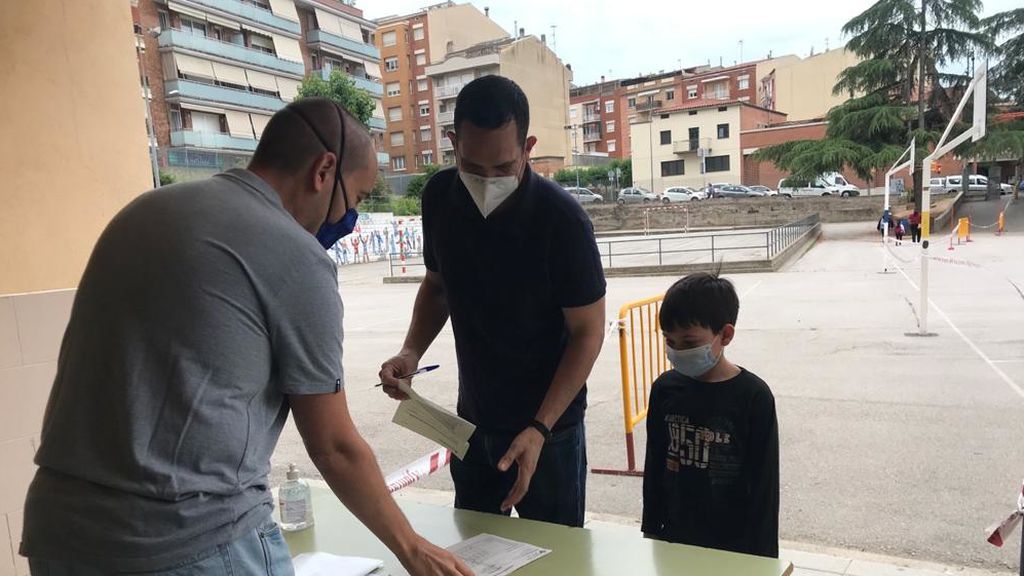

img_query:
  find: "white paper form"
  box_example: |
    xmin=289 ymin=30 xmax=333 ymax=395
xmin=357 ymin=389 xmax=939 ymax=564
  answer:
xmin=292 ymin=552 xmax=384 ymax=576
xmin=391 ymin=381 xmax=475 ymax=460
xmin=446 ymin=534 xmax=551 ymax=576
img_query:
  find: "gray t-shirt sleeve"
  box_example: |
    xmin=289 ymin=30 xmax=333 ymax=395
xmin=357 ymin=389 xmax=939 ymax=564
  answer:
xmin=268 ymin=256 xmax=344 ymax=395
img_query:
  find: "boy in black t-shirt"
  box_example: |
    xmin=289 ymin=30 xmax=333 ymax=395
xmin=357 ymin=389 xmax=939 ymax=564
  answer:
xmin=642 ymin=273 xmax=779 ymax=558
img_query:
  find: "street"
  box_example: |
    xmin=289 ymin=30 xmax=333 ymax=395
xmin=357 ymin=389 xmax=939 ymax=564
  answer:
xmin=271 ymin=200 xmax=1024 ymax=572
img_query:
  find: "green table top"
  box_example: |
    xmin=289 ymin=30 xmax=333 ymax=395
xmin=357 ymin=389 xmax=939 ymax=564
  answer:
xmin=284 ymin=488 xmax=792 ymax=576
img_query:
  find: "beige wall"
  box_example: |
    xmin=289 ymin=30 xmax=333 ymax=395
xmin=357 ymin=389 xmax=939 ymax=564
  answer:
xmin=499 ymin=37 xmax=572 ymax=163
xmin=0 ymin=0 xmax=152 ymax=295
xmin=0 ymin=1 xmax=151 ymax=573
xmin=632 ymin=106 xmax=743 ymax=192
xmin=426 ymin=3 xmax=508 ymax=65
xmin=757 ymin=48 xmax=860 ymax=121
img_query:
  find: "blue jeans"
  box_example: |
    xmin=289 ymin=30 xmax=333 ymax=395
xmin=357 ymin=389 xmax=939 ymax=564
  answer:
xmin=451 ymin=423 xmax=587 ymax=527
xmin=28 ymin=517 xmax=294 ymax=575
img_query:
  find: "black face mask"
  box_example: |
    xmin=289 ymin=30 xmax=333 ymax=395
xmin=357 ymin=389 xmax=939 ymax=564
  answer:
xmin=291 ymin=105 xmax=358 ymax=249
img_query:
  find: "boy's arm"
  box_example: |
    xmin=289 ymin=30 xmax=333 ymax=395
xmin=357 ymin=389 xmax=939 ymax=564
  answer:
xmin=641 ymin=386 xmax=666 ymax=538
xmin=745 ymin=388 xmax=780 ymax=558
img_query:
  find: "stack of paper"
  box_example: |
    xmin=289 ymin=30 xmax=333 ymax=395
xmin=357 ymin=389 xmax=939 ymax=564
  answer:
xmin=391 ymin=381 xmax=475 ymax=459
xmin=447 ymin=534 xmax=551 ymax=576
xmin=292 ymin=552 xmax=384 ymax=576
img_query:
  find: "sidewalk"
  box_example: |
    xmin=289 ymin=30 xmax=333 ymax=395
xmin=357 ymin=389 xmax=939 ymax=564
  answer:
xmin=390 ymin=487 xmax=1017 ymax=576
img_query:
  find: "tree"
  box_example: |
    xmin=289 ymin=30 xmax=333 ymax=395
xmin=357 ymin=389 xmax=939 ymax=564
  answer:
xmin=982 ymin=8 xmax=1024 ymax=108
xmin=756 ymin=0 xmax=993 ymax=201
xmin=159 ymin=171 xmax=176 ymax=186
xmin=405 ymin=164 xmax=441 ymax=198
xmin=297 ymin=70 xmax=375 ymax=125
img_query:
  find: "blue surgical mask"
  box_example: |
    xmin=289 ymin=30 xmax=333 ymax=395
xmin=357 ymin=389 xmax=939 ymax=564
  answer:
xmin=316 ymin=205 xmax=358 ymax=249
xmin=666 ymin=341 xmax=721 ymax=378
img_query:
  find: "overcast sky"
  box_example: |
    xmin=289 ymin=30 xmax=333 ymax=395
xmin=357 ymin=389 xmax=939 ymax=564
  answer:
xmin=363 ymin=0 xmax=1018 ymax=86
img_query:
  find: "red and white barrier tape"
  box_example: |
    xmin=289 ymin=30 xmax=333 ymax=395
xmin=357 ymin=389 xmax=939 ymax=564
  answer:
xmin=385 ymin=448 xmax=452 ymax=493
xmin=986 ymin=479 xmax=1024 ymax=547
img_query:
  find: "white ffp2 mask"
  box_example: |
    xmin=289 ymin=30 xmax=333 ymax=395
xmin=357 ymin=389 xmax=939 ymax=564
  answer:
xmin=666 ymin=342 xmax=721 ymax=378
xmin=459 ymin=171 xmax=519 ymax=217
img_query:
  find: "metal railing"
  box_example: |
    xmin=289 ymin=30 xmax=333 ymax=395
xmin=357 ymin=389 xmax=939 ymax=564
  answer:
xmin=595 ymin=213 xmax=820 ymax=269
xmin=187 ymin=0 xmax=300 ymax=34
xmin=158 ymin=29 xmax=304 ymax=76
xmin=305 ymin=29 xmax=380 ymax=60
xmin=436 ymin=110 xmax=455 ymax=124
xmin=434 ymin=84 xmax=464 ymax=99
xmin=388 ymin=252 xmax=428 ymax=276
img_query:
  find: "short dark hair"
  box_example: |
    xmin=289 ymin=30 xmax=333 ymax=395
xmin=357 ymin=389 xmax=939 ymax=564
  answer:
xmin=454 ymin=75 xmax=530 ymax=146
xmin=250 ymin=97 xmax=372 ymax=175
xmin=659 ymin=273 xmax=739 ymax=333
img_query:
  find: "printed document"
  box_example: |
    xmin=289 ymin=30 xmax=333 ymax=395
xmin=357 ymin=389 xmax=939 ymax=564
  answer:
xmin=392 ymin=381 xmax=475 ymax=460
xmin=447 ymin=534 xmax=551 ymax=576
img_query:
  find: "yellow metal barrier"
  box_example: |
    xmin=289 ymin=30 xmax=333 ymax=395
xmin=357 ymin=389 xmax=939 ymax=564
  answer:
xmin=592 ymin=295 xmax=667 ymax=477
xmin=957 ymin=217 xmax=971 ymax=243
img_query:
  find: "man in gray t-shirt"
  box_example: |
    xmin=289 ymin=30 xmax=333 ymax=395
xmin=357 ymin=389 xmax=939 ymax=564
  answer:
xmin=21 ymin=99 xmax=471 ymax=576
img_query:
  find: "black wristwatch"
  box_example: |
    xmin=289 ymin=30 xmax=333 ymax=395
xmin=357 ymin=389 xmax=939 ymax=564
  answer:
xmin=527 ymin=419 xmax=552 ymax=442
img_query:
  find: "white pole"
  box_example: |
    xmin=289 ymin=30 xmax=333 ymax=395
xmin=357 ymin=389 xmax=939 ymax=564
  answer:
xmin=883 ymin=172 xmax=891 ymax=272
xmin=920 ymin=160 xmax=931 ymax=334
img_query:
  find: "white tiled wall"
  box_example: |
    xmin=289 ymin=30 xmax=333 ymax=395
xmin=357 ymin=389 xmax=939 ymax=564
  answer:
xmin=0 ymin=289 xmax=74 ymax=576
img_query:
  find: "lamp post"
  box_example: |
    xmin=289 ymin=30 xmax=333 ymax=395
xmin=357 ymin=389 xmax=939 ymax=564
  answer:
xmin=564 ymin=123 xmax=581 ymax=188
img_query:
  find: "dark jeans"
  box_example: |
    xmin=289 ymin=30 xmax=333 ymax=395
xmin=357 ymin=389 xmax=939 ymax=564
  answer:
xmin=911 ymin=224 xmax=921 ymax=243
xmin=451 ymin=423 xmax=587 ymax=527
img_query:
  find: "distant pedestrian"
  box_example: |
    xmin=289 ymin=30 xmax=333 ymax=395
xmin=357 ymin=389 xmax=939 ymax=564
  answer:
xmin=894 ymin=220 xmax=905 ymax=246
xmin=877 ymin=209 xmax=893 ymax=240
xmin=908 ymin=209 xmax=922 ymax=243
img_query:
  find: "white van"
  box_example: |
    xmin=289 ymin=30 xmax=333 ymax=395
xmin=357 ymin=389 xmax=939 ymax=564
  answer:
xmin=777 ymin=172 xmax=861 ymax=198
xmin=944 ymin=174 xmax=1012 ymax=194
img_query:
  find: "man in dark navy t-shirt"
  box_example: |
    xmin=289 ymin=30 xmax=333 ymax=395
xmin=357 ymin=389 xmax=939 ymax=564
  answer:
xmin=380 ymin=75 xmax=606 ymax=527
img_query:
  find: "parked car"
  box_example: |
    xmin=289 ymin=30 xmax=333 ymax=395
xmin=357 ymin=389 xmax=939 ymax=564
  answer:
xmin=944 ymin=174 xmax=1012 ymax=194
xmin=660 ymin=186 xmax=703 ymax=202
xmin=700 ymin=183 xmax=730 ymax=198
xmin=747 ymin=185 xmax=777 ymax=196
xmin=716 ymin=185 xmax=767 ymax=198
xmin=929 ymin=177 xmax=949 ymax=193
xmin=617 ymin=187 xmax=659 ymax=204
xmin=777 ymin=173 xmax=860 ymax=197
xmin=564 ymin=187 xmax=603 ymax=203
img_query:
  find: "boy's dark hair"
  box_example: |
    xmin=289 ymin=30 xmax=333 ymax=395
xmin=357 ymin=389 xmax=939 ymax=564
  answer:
xmin=659 ymin=273 xmax=739 ymax=333
xmin=454 ymin=75 xmax=530 ymax=146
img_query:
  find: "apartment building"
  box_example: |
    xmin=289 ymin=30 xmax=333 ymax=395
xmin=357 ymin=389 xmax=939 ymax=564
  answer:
xmin=569 ymin=77 xmax=625 ymax=159
xmin=757 ymin=47 xmax=860 ymax=122
xmin=427 ymin=34 xmax=572 ymax=177
xmin=132 ymin=0 xmax=386 ymax=181
xmin=374 ymin=2 xmax=507 ymax=173
xmin=631 ymin=99 xmax=786 ymax=192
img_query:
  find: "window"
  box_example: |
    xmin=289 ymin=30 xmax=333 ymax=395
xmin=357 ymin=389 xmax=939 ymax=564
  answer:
xmin=158 ymin=10 xmax=169 ymax=28
xmin=419 ymin=104 xmax=430 ymax=116
xmin=413 ymin=27 xmax=425 ymax=41
xmin=570 ymin=108 xmax=578 ymax=119
xmin=718 ymin=106 xmax=728 ymax=112
xmin=382 ymin=31 xmax=397 ymax=46
xmin=708 ymin=81 xmax=728 ymax=100
xmin=605 ymin=100 xmax=614 ymax=113
xmin=393 ymin=156 xmax=406 ymax=170
xmin=688 ymin=127 xmax=700 ymax=150
xmin=705 ymin=155 xmax=731 ymax=172
xmin=666 ymin=89 xmax=675 ymax=101
xmin=420 ymin=127 xmax=432 ymax=142
xmin=688 ymin=87 xmax=698 ymax=99
xmin=659 ymin=130 xmax=671 ymax=145
xmin=738 ymin=75 xmax=750 ymax=90
xmin=717 ymin=123 xmax=730 ymax=139
xmin=417 ymin=78 xmax=428 ymax=92
xmin=688 ymin=110 xmax=698 ymax=116
xmin=180 ymin=17 xmax=207 ymax=37
xmin=606 ymin=121 xmax=616 ymax=133
xmin=661 ymin=160 xmax=685 ymax=177
xmin=388 ymin=107 xmax=403 ymax=122
xmin=386 ymin=82 xmax=400 ymax=97
xmin=607 ymin=140 xmax=616 ymax=152
xmin=390 ymin=131 xmax=404 ymax=146
xmin=628 ymin=97 xmax=636 ymax=108
xmin=423 ymin=151 xmax=433 ymax=165
xmin=169 ymin=108 xmax=182 ymax=130
xmin=415 ymin=53 xmax=426 ymax=66
xmin=384 ymin=57 xmax=399 ymax=72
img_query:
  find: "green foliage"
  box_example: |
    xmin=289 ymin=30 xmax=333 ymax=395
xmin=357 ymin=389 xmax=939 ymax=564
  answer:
xmin=983 ymin=8 xmax=1024 ymax=108
xmin=297 ymin=70 xmax=375 ymax=125
xmin=553 ymin=158 xmax=632 ymax=188
xmin=391 ymin=196 xmax=422 ymax=216
xmin=159 ymin=171 xmax=176 ymax=186
xmin=405 ymin=164 xmax=441 ymax=198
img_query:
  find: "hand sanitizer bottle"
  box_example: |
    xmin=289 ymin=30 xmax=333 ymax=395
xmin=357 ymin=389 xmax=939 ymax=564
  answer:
xmin=279 ymin=463 xmax=314 ymax=531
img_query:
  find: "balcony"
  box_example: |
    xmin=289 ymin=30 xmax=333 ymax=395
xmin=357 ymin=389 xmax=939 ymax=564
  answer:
xmin=306 ymin=29 xmax=380 ymax=60
xmin=368 ymin=117 xmax=386 ymax=131
xmin=311 ymin=69 xmax=383 ymax=97
xmin=439 ymin=136 xmax=454 ymax=151
xmin=672 ymin=140 xmax=701 ymax=154
xmin=434 ymin=83 xmax=464 ymax=100
xmin=186 ymin=0 xmax=300 ymax=34
xmin=436 ymin=110 xmax=455 ymax=124
xmin=582 ymin=113 xmax=601 ymax=124
xmin=636 ymin=99 xmax=663 ymax=112
xmin=159 ymin=29 xmax=304 ymax=76
xmin=583 ymin=131 xmax=601 ymax=143
xmin=165 ymin=79 xmax=284 ymax=111
xmin=170 ymin=129 xmax=258 ymax=151
xmin=377 ymin=152 xmax=390 ymax=166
